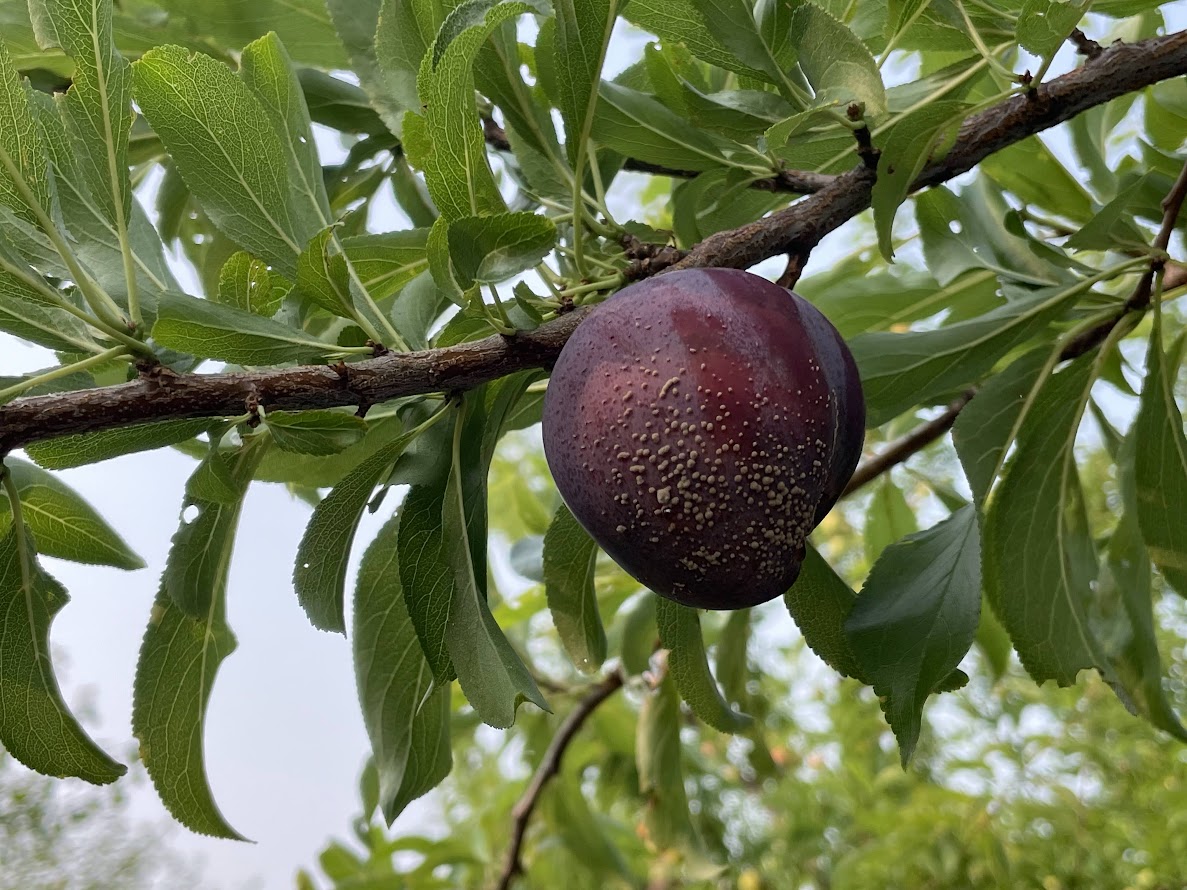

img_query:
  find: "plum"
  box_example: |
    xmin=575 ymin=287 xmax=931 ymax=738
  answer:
xmin=542 ymin=268 xmax=865 ymax=610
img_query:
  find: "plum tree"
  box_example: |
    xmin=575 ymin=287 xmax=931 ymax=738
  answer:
xmin=542 ymin=269 xmax=864 ymax=609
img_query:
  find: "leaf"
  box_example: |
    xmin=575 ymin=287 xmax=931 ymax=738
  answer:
xmin=216 ymin=251 xmax=285 ymax=317
xmin=952 ymin=347 xmax=1051 ymax=510
xmin=790 ymin=4 xmax=887 ymax=116
xmin=328 ymin=0 xmax=411 ymax=135
xmin=266 ymin=410 xmax=368 ymax=456
xmin=688 ymin=0 xmax=789 ymax=86
xmin=240 ymin=32 xmax=330 ymax=234
xmin=784 ymin=545 xmax=867 ymax=682
xmin=863 ymin=476 xmax=918 ymax=564
xmin=133 ymin=45 xmax=312 ymax=278
xmin=656 ymin=599 xmax=751 ymax=733
xmin=441 ymin=396 xmax=547 ymax=728
xmin=1096 ymin=486 xmax=1187 ymax=740
xmin=25 ymin=419 xmax=211 ymax=470
xmin=624 ymin=0 xmax=769 ymax=80
xmin=1016 ymin=0 xmax=1090 ymax=59
xmin=619 ymin=592 xmax=657 ymax=676
xmin=1132 ymin=317 xmax=1187 ymax=598
xmin=404 ymin=0 xmax=532 ymax=220
xmin=0 ymin=521 xmax=125 ymax=783
xmin=152 ymin=291 xmax=338 ymax=365
xmin=543 ymin=503 xmax=607 ymax=673
xmin=715 ymin=608 xmax=751 ymax=706
xmin=850 ymin=282 xmax=1076 ymax=427
xmin=0 ymin=270 xmax=99 ymax=353
xmin=845 ymin=506 xmax=981 ymax=764
xmin=873 ymin=101 xmax=966 ymax=260
xmin=354 ymin=513 xmax=453 ymax=824
xmin=133 ymin=440 xmax=265 ymax=838
xmin=297 ymin=225 xmax=356 ymax=319
xmin=917 ymin=183 xmax=1065 ymax=287
xmin=1065 ymin=174 xmax=1153 ymax=253
xmin=163 ymin=442 xmax=262 ymax=618
xmin=983 ymin=353 xmax=1104 ymax=685
xmin=636 ymin=677 xmax=694 ymax=847
xmin=294 ymin=422 xmax=424 ymax=632
xmin=554 ymin=0 xmax=619 ymax=165
xmin=27 ymin=0 xmax=134 ymax=260
xmin=342 ymin=229 xmax=429 ymax=300
xmin=591 ymin=81 xmax=728 ymax=172
xmin=0 ymin=37 xmax=52 ymax=223
xmin=0 ymin=458 xmax=144 ymax=570
xmin=448 ymin=213 xmax=557 ymax=288
xmin=396 ymin=479 xmax=459 ymax=680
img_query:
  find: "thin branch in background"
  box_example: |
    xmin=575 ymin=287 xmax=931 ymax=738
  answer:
xmin=492 ymin=669 xmax=625 ymax=890
xmin=841 ymin=393 xmax=975 ymax=498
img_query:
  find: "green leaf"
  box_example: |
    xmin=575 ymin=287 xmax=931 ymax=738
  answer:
xmin=863 ymin=476 xmax=917 ymax=564
xmin=328 ymin=0 xmax=413 ymax=134
xmin=448 ymin=213 xmax=557 ymax=288
xmin=216 ymin=251 xmax=285 ymax=317
xmin=554 ymin=0 xmax=619 ymax=165
xmin=0 ymin=459 xmax=144 ymax=570
xmin=873 ymin=101 xmax=966 ymax=260
xmin=1096 ymin=487 xmax=1187 ymax=740
xmin=404 ymin=0 xmax=532 ymax=220
xmin=163 ymin=441 xmax=262 ymax=618
xmin=27 ymin=0 xmax=133 ymax=257
xmin=133 ymin=440 xmax=264 ymax=838
xmin=240 ymin=32 xmax=331 ymax=233
xmin=0 ymin=520 xmax=125 ymax=783
xmin=619 ymin=592 xmax=657 ymax=676
xmin=952 ymin=347 xmax=1051 ymax=510
xmin=1016 ymin=0 xmax=1090 ymax=59
xmin=983 ymin=353 xmax=1103 ymax=685
xmin=297 ymin=225 xmax=357 ymax=319
xmin=624 ymin=0 xmax=769 ymax=81
xmin=374 ymin=0 xmax=444 ymax=117
xmin=1065 ymin=175 xmax=1153 ymax=253
xmin=342 ymin=229 xmax=429 ymax=300
xmin=715 ymin=608 xmax=751 ymax=706
xmin=591 ymin=81 xmax=727 ymax=172
xmin=294 ymin=422 xmax=424 ymax=632
xmin=688 ymin=0 xmax=789 ymax=86
xmin=396 ymin=479 xmax=458 ymax=680
xmin=845 ymin=506 xmax=981 ymax=764
xmin=1132 ymin=317 xmax=1187 ymax=599
xmin=152 ymin=291 xmax=338 ymax=365
xmin=543 ymin=504 xmax=607 ymax=673
xmin=850 ymin=281 xmax=1077 ymax=427
xmin=266 ymin=410 xmax=368 ymax=456
xmin=656 ymin=598 xmax=751 ymax=733
xmin=0 ymin=37 xmax=52 ymax=224
xmin=133 ymin=45 xmax=312 ymax=278
xmin=354 ymin=512 xmax=453 ymax=824
xmin=0 ymin=270 xmax=99 ymax=353
xmin=784 ymin=545 xmax=867 ymax=682
xmin=25 ymin=419 xmax=211 ymax=470
xmin=636 ymin=676 xmax=694 ymax=847
xmin=441 ymin=396 xmax=547 ymax=728
xmin=791 ymin=4 xmax=887 ymax=116
xmin=917 ymin=183 xmax=1065 ymax=287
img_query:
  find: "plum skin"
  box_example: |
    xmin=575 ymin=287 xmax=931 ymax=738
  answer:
xmin=541 ymin=268 xmax=865 ymax=610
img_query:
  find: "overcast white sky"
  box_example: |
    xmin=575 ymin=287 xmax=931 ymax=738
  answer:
xmin=1 ymin=9 xmax=1183 ymax=887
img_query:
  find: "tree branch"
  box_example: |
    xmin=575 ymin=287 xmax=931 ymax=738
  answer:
xmin=492 ymin=669 xmax=625 ymax=890
xmin=4 ymin=29 xmax=1187 ymax=455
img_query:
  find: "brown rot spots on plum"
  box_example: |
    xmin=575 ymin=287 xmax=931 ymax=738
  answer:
xmin=542 ymin=268 xmax=864 ymax=610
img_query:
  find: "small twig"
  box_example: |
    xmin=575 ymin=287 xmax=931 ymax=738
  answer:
xmin=777 ymin=249 xmax=810 ymax=289
xmin=493 ymin=669 xmax=626 ymax=890
xmin=1070 ymin=28 xmax=1104 ymax=60
xmin=842 ymin=392 xmax=975 ymax=497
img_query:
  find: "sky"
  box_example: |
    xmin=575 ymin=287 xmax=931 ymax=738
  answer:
xmin=1 ymin=7 xmax=1183 ymax=888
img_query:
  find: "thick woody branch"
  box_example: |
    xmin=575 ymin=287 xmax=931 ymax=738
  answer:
xmin=4 ymin=30 xmax=1187 ymax=454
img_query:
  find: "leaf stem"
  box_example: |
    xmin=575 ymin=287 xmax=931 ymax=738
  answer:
xmin=0 ymin=346 xmax=130 ymax=404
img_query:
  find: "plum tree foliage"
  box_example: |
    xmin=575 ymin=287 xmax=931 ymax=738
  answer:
xmin=0 ymin=0 xmax=1186 ymax=885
